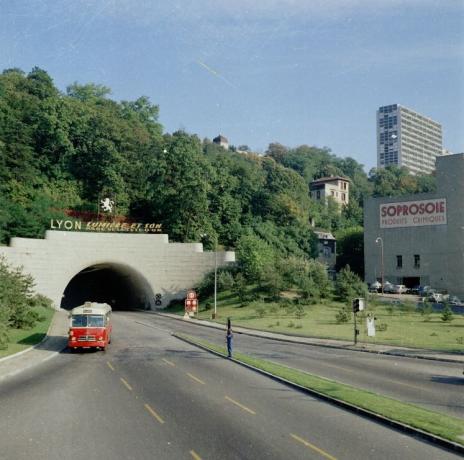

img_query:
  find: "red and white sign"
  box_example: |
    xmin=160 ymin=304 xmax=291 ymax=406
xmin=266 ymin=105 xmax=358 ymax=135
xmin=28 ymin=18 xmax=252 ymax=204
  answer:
xmin=187 ymin=290 xmax=197 ymax=300
xmin=380 ymin=198 xmax=447 ymax=228
xmin=185 ymin=291 xmax=198 ymax=312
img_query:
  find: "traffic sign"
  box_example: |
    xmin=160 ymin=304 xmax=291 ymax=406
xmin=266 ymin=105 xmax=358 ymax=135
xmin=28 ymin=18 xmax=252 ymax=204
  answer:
xmin=185 ymin=293 xmax=198 ymax=313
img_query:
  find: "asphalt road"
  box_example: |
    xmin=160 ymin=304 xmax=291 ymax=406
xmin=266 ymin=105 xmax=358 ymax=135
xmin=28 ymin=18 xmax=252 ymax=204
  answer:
xmin=0 ymin=312 xmax=461 ymax=460
xmin=142 ymin=312 xmax=464 ymax=418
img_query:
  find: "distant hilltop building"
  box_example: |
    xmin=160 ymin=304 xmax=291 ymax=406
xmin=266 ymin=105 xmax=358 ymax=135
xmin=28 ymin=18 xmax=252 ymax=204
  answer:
xmin=310 ymin=176 xmax=350 ymax=208
xmin=213 ymin=134 xmax=229 ymax=150
xmin=376 ymin=104 xmax=443 ymax=175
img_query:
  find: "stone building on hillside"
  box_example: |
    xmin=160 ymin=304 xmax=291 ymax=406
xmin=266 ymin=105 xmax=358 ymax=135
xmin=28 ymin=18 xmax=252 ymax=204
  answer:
xmin=213 ymin=134 xmax=229 ymax=150
xmin=310 ymin=176 xmax=350 ymax=208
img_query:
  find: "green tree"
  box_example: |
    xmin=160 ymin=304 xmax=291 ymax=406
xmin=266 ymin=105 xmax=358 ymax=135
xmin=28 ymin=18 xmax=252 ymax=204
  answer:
xmin=236 ymin=232 xmax=276 ymax=282
xmin=335 ymin=265 xmax=367 ymax=302
xmin=335 ymin=227 xmax=364 ymax=277
xmin=441 ymin=305 xmax=453 ymax=322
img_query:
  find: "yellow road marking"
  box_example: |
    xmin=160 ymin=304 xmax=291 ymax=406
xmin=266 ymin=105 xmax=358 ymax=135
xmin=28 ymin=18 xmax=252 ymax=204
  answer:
xmin=162 ymin=358 xmax=175 ymax=367
xmin=290 ymin=433 xmax=337 ymax=460
xmin=144 ymin=403 xmax=165 ymax=424
xmin=107 ymin=361 xmax=115 ymax=371
xmin=120 ymin=377 xmax=133 ymax=391
xmin=190 ymin=450 xmax=202 ymax=460
xmin=225 ymin=396 xmax=256 ymax=415
xmin=187 ymin=372 xmax=205 ymax=385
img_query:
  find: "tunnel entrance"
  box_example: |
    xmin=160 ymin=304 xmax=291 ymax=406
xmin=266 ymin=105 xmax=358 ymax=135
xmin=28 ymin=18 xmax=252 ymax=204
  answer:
xmin=60 ymin=263 xmax=154 ymax=311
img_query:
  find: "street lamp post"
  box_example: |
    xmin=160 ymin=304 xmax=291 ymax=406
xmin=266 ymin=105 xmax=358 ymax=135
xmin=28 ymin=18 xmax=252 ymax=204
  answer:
xmin=375 ymin=237 xmax=384 ymax=294
xmin=214 ymin=245 xmax=218 ymax=319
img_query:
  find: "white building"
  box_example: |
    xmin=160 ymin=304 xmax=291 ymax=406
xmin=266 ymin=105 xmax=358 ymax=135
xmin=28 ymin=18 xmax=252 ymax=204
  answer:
xmin=364 ymin=153 xmax=464 ymax=299
xmin=310 ymin=176 xmax=350 ymax=207
xmin=376 ymin=104 xmax=443 ymax=175
xmin=213 ymin=134 xmax=229 ymax=150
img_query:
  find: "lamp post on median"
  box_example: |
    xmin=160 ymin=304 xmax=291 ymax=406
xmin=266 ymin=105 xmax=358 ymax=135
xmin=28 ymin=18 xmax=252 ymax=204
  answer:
xmin=375 ymin=237 xmax=384 ymax=294
xmin=213 ymin=242 xmax=218 ymax=319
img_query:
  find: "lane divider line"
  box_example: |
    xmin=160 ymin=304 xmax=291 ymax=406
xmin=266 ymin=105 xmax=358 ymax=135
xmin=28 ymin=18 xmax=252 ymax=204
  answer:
xmin=225 ymin=396 xmax=256 ymax=415
xmin=187 ymin=372 xmax=205 ymax=385
xmin=190 ymin=450 xmax=202 ymax=460
xmin=107 ymin=361 xmax=115 ymax=371
xmin=162 ymin=358 xmax=175 ymax=367
xmin=290 ymin=433 xmax=337 ymax=460
xmin=144 ymin=403 xmax=165 ymax=424
xmin=120 ymin=377 xmax=133 ymax=391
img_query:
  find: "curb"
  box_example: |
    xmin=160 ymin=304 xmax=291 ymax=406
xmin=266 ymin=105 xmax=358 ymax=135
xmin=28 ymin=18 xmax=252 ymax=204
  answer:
xmin=153 ymin=311 xmax=464 ymax=364
xmin=174 ymin=332 xmax=464 ymax=456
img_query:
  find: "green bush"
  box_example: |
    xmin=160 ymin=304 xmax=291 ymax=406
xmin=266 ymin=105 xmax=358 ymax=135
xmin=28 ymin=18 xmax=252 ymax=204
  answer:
xmin=0 ymin=257 xmax=53 ymax=345
xmin=335 ymin=266 xmax=367 ymax=302
xmin=441 ymin=305 xmax=453 ymax=322
xmin=335 ymin=307 xmax=351 ymax=324
xmin=0 ymin=322 xmax=8 ymax=350
xmin=217 ymin=270 xmax=235 ymax=290
xmin=295 ymin=304 xmax=306 ymax=319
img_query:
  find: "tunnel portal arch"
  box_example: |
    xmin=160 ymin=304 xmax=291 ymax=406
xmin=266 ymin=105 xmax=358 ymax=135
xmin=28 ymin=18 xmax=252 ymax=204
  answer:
xmin=60 ymin=262 xmax=155 ymax=311
xmin=0 ymin=231 xmax=235 ymax=310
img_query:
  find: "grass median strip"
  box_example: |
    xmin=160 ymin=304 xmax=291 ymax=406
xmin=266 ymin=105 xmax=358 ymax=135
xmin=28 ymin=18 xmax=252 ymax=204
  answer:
xmin=174 ymin=332 xmax=464 ymax=446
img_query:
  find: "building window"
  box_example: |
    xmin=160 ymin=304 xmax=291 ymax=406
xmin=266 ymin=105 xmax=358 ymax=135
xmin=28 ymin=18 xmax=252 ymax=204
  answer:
xmin=341 ymin=193 xmax=346 ymax=201
xmin=323 ymin=246 xmax=331 ymax=257
xmin=316 ymin=191 xmax=320 ymax=199
xmin=396 ymin=255 xmax=402 ymax=269
xmin=414 ymin=254 xmax=420 ymax=269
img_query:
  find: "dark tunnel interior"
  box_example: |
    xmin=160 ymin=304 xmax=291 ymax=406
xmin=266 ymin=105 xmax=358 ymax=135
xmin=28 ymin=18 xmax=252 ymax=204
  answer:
xmin=60 ymin=263 xmax=152 ymax=310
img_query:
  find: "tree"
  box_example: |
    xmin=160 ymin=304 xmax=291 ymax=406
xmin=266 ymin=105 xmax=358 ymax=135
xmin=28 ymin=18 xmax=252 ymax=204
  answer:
xmin=335 ymin=227 xmax=364 ymax=277
xmin=236 ymin=232 xmax=276 ymax=282
xmin=441 ymin=305 xmax=453 ymax=322
xmin=335 ymin=266 xmax=367 ymax=302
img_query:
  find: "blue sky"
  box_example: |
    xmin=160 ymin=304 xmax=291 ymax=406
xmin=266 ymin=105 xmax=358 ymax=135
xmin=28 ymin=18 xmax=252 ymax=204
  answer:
xmin=1 ymin=0 xmax=463 ymax=171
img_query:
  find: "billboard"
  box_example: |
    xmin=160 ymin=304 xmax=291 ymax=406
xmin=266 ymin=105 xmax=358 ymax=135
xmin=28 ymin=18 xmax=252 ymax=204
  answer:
xmin=380 ymin=198 xmax=447 ymax=228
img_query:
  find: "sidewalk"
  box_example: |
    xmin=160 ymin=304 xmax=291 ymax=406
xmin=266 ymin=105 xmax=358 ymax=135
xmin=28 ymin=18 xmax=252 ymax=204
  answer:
xmin=0 ymin=309 xmax=69 ymax=382
xmin=156 ymin=311 xmax=464 ymax=364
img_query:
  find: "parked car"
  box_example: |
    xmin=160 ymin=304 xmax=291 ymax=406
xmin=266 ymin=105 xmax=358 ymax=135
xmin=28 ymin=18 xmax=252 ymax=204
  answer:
xmin=428 ymin=292 xmax=443 ymax=303
xmin=383 ymin=282 xmax=395 ymax=293
xmin=408 ymin=285 xmax=420 ymax=295
xmin=418 ymin=285 xmax=433 ymax=296
xmin=369 ymin=281 xmax=381 ymax=292
xmin=449 ymin=296 xmax=462 ymax=306
xmin=391 ymin=284 xmax=407 ymax=294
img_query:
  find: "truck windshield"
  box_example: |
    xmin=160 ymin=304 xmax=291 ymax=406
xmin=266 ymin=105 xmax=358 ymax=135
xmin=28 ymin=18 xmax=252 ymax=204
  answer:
xmin=72 ymin=315 xmax=105 ymax=327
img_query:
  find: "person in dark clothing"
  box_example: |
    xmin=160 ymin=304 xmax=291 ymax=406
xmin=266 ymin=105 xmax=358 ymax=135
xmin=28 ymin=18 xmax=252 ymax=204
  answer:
xmin=226 ymin=318 xmax=233 ymax=358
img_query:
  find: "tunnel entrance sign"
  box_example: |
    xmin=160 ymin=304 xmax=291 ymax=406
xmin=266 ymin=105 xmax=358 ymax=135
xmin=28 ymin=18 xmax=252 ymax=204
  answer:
xmin=185 ymin=290 xmax=198 ymax=315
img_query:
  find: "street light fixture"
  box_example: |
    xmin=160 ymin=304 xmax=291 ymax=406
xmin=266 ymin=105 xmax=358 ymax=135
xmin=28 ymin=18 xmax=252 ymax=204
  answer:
xmin=375 ymin=237 xmax=384 ymax=294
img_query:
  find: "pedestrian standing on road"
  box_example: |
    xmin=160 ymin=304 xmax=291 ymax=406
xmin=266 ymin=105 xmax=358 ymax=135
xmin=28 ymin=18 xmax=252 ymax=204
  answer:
xmin=226 ymin=318 xmax=233 ymax=358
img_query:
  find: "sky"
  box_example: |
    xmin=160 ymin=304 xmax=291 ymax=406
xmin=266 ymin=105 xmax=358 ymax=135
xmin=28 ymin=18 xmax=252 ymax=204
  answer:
xmin=1 ymin=0 xmax=463 ymax=172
